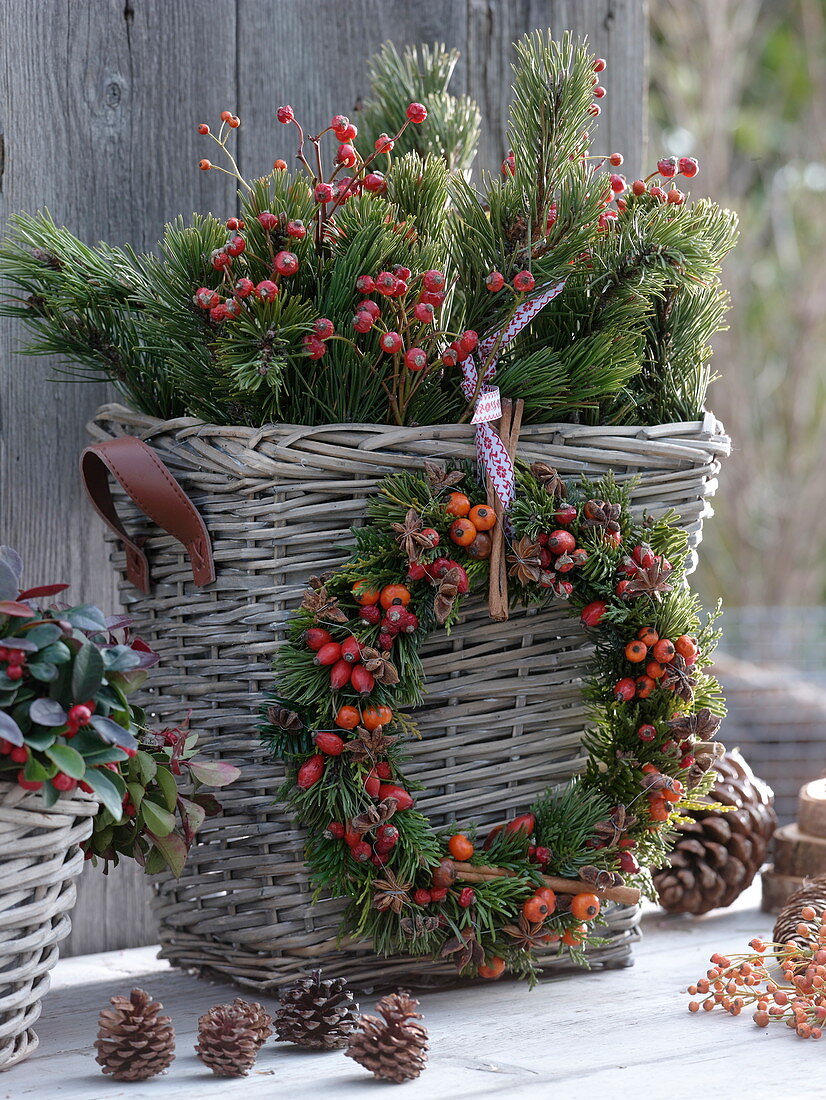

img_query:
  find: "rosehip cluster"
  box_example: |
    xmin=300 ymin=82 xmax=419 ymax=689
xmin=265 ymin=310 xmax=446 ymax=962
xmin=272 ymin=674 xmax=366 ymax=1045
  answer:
xmin=534 ymin=515 xmax=589 ymax=600
xmin=305 ymin=627 xmax=376 ymax=695
xmin=351 ymin=269 xmax=449 ymax=375
xmin=628 ymin=156 xmax=699 ymax=207
xmin=613 ymin=541 xmax=672 ymax=599
xmin=614 ymin=609 xmax=697 ymax=705
xmin=640 ymin=762 xmax=684 ymax=822
xmin=351 ymin=583 xmax=421 ymax=651
xmin=443 ymin=492 xmax=495 ymax=559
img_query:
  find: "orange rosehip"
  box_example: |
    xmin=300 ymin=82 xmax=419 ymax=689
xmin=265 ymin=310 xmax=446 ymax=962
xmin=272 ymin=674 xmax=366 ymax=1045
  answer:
xmin=334 ymin=705 xmax=361 ymax=730
xmin=449 ymin=517 xmax=478 ymax=546
xmin=570 ymin=892 xmax=601 ymax=921
xmin=635 ymin=675 xmax=656 ymax=699
xmin=625 ymin=640 xmax=648 ymax=663
xmin=523 ymin=895 xmax=550 ymax=922
xmin=674 ymin=634 xmax=698 ymax=661
xmin=637 ymin=626 xmax=659 ymax=647
xmin=646 ymin=659 xmax=666 ymax=679
xmin=362 ymin=705 xmax=392 ymax=730
xmin=445 ymin=491 xmax=471 ymax=517
xmin=379 ymin=584 xmax=411 ymax=609
xmin=352 ymin=582 xmax=381 ymax=606
xmin=536 ymin=887 xmax=557 ymax=914
xmin=468 ymin=504 xmax=497 ymax=531
xmin=478 ymin=956 xmax=506 ymax=979
xmin=562 ymin=924 xmax=588 ymax=946
xmin=448 ymin=833 xmax=475 ymax=861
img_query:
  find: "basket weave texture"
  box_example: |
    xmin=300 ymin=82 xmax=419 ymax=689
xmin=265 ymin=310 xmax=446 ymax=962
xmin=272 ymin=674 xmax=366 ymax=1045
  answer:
xmin=0 ymin=783 xmax=97 ymax=1069
xmin=88 ymin=403 xmax=729 ymax=990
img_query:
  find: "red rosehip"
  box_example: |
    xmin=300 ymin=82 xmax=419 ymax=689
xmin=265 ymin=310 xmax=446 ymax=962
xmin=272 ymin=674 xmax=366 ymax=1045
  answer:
xmin=430 ymin=886 xmax=448 ymax=902
xmin=667 ymin=188 xmax=685 ymax=205
xmin=197 ymin=123 xmax=210 ymax=136
xmin=314 ymin=182 xmax=334 ymax=203
xmin=273 ymin=250 xmax=299 ymax=276
xmin=363 ymin=171 xmax=386 ymax=193
xmin=355 ymin=275 xmax=376 ymax=294
xmin=608 ymin=152 xmax=624 ymax=166
xmin=458 ymin=886 xmax=476 ymax=908
xmin=287 ymin=219 xmax=307 ymax=239
xmin=657 ymin=156 xmax=678 ymax=178
xmin=404 ymin=347 xmax=427 ymax=371
xmin=211 ymin=250 xmax=231 ymax=269
xmin=501 ymin=154 xmax=516 ymax=176
xmin=199 ymin=159 xmax=212 ymax=171
xmin=547 ymin=530 xmax=576 ymax=555
xmin=413 ymin=301 xmax=434 ymax=323
xmin=613 ymin=677 xmax=637 ymax=702
xmin=326 ymin=821 xmax=345 ymax=839
xmin=513 ymin=270 xmax=536 ymax=293
xmin=374 ymin=133 xmax=394 ymax=153
xmin=619 ymin=851 xmax=640 ymax=874
xmin=649 ymin=185 xmax=667 ymax=202
xmin=441 ymin=347 xmax=458 ymax=367
xmin=379 ymin=331 xmax=403 ymax=354
xmin=193 ymin=287 xmax=220 ymax=309
xmin=225 ymin=217 xmax=240 ymax=230
xmin=458 ymin=330 xmax=479 ymax=354
xmin=359 ymin=604 xmax=382 ymax=625
xmin=255 ymin=280 xmax=279 ymax=301
xmin=631 ymin=179 xmax=646 ymax=196
xmin=276 ymin=105 xmax=295 ymax=124
xmin=352 ymin=312 xmax=373 ymax=333
xmin=588 ymin=103 xmax=601 ymax=117
xmin=230 ymin=278 xmax=253 ymax=299
xmin=336 ymin=143 xmax=357 ymax=167
xmin=418 ymin=290 xmax=445 ymax=309
xmin=594 ymin=85 xmax=606 ymax=99
xmin=258 ymin=211 xmax=278 ymax=232
xmin=273 ymin=159 xmax=287 ymax=171
xmin=413 ymin=888 xmax=432 ymax=906
xmin=422 ymin=269 xmax=445 ymax=292
xmin=350 ymin=841 xmax=372 ymax=862
xmin=336 ymin=123 xmax=357 ymax=142
xmin=209 ymin=304 xmax=228 ymax=322
xmin=303 ymin=335 xmax=327 ymax=360
xmin=593 ymin=57 xmax=607 ymax=72
xmin=678 ymin=156 xmax=699 ymax=178
xmin=331 ymin=113 xmax=349 ymax=132
xmin=637 ymin=724 xmax=657 ymax=742
xmin=375 ymin=271 xmax=397 ymax=295
xmin=358 ymin=299 xmax=381 ymax=319
xmin=313 ymin=317 xmax=334 ymax=340
xmin=580 ymin=601 xmax=608 ymax=628
xmin=226 ymin=234 xmax=245 ymax=256
xmin=609 ymin=173 xmax=626 ymax=194
xmin=485 ymin=270 xmax=505 ymax=292
xmin=406 ymin=102 xmax=428 ymax=124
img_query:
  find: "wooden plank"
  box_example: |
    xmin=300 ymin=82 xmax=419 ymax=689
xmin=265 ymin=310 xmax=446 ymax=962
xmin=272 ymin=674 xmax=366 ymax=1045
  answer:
xmin=0 ymin=0 xmax=237 ymax=957
xmin=8 ymin=889 xmax=816 ymax=1098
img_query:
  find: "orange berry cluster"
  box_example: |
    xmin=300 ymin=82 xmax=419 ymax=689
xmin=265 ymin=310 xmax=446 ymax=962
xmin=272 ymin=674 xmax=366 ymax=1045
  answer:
xmin=687 ymin=907 xmax=826 ymax=1040
xmin=614 ymin=626 xmax=697 ymax=703
xmin=445 ymin=492 xmax=498 ymax=559
xmin=641 ymin=762 xmax=683 ymax=823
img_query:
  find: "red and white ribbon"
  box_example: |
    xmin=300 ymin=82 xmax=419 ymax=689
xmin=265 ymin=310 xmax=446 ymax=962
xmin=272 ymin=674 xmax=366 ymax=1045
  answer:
xmin=460 ymin=279 xmax=567 ymax=509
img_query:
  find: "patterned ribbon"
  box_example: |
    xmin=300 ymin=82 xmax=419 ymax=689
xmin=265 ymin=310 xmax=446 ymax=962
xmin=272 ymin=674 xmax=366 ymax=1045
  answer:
xmin=460 ymin=279 xmax=567 ymax=508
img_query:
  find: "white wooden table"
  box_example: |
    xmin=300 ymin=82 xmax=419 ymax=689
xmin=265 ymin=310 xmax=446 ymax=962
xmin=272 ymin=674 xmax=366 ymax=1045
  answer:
xmin=5 ymin=886 xmax=816 ymax=1100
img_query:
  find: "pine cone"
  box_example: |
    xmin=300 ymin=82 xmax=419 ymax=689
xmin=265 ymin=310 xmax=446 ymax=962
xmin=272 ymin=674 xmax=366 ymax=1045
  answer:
xmin=653 ymin=749 xmax=776 ymax=915
xmin=94 ymin=988 xmax=175 ymax=1081
xmin=346 ymin=992 xmax=428 ymax=1083
xmin=275 ymin=969 xmax=359 ymax=1050
xmin=773 ymin=875 xmax=826 ymax=948
xmin=195 ymin=998 xmax=272 ymax=1077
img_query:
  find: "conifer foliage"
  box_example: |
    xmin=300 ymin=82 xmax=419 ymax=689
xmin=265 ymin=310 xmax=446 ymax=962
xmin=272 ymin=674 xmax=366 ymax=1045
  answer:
xmin=1 ymin=34 xmax=735 ymax=430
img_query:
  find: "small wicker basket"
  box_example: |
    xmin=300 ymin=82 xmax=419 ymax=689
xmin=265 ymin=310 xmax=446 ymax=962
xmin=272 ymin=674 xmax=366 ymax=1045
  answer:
xmin=0 ymin=783 xmax=97 ymax=1069
xmin=85 ymin=403 xmax=729 ymax=990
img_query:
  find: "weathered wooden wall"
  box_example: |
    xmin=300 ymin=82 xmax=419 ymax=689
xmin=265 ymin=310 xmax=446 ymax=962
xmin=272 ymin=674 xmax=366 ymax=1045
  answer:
xmin=0 ymin=0 xmax=647 ymax=956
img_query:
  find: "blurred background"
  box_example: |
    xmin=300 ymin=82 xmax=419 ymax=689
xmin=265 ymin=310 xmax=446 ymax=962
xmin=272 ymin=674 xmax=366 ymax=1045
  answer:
xmin=649 ymin=0 xmax=826 ymax=827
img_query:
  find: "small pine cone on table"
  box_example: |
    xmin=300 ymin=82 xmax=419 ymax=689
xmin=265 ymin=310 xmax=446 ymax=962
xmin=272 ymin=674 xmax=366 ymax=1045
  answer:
xmin=653 ymin=749 xmax=776 ymax=916
xmin=94 ymin=988 xmax=175 ymax=1081
xmin=346 ymin=992 xmax=428 ymax=1084
xmin=275 ymin=969 xmax=359 ymax=1050
xmin=773 ymin=874 xmax=826 ymax=948
xmin=196 ymin=998 xmax=272 ymax=1077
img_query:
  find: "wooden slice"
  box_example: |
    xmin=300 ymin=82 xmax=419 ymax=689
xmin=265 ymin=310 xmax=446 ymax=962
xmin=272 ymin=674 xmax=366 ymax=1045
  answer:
xmin=773 ymin=823 xmax=826 ymax=878
xmin=798 ymin=779 xmax=826 ymax=839
xmin=761 ymin=865 xmax=805 ymax=914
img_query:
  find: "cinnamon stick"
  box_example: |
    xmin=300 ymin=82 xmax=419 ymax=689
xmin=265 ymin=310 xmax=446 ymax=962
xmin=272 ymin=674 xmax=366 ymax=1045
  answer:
xmin=485 ymin=398 xmax=524 ymax=622
xmin=451 ymin=860 xmax=641 ymax=907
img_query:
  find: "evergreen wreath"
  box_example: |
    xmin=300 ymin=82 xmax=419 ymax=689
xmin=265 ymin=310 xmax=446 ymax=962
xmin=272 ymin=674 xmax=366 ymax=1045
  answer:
xmin=262 ymin=454 xmax=725 ymax=984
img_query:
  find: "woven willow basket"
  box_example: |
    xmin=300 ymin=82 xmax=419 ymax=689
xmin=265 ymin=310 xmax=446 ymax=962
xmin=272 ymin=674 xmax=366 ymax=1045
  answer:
xmin=86 ymin=403 xmax=729 ymax=990
xmin=0 ymin=783 xmax=97 ymax=1068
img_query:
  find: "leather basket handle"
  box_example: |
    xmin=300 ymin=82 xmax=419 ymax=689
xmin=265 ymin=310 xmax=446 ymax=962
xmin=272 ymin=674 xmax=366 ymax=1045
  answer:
xmin=80 ymin=436 xmax=215 ymax=594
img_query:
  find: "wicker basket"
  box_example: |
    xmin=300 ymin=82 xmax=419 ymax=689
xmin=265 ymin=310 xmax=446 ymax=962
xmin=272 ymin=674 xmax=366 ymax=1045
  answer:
xmin=85 ymin=403 xmax=729 ymax=990
xmin=0 ymin=783 xmax=97 ymax=1069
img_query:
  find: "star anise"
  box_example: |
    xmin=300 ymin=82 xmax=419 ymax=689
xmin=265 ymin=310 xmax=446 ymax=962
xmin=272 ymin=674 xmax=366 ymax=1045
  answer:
xmin=687 ymin=740 xmax=726 ymax=787
xmin=579 ymin=865 xmax=624 ymax=890
xmin=591 ymin=804 xmax=637 ymax=847
xmin=423 ymin=459 xmax=464 ymax=493
xmin=529 ymin=462 xmax=567 ymax=499
xmin=440 ymin=929 xmax=485 ymax=972
xmin=372 ymin=869 xmax=413 ymax=915
xmin=434 ymin=566 xmax=464 ymax=625
xmin=359 ymin=647 xmax=400 ymax=686
xmin=661 ymin=653 xmax=696 ymax=702
xmin=667 ymin=707 xmax=721 ymax=742
xmin=342 ymin=725 xmax=397 ymax=765
xmin=623 ymin=560 xmax=674 ymax=600
xmin=400 ymin=914 xmax=441 ymax=940
xmin=581 ymin=499 xmax=622 ymax=536
xmin=306 ymin=573 xmax=331 ymax=591
xmin=266 ymin=704 xmax=301 ymax=731
xmin=502 ymin=915 xmax=553 ymax=952
xmin=391 ymin=508 xmax=436 ymax=562
xmin=300 ymin=585 xmax=348 ymax=624
xmin=507 ymin=536 xmax=543 ymax=585
xmin=351 ymin=797 xmax=399 ymax=834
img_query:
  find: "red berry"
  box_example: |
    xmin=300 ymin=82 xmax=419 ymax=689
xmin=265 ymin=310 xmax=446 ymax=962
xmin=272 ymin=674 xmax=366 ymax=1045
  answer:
xmin=649 ymin=185 xmax=667 ymax=202
xmin=593 ymin=58 xmax=607 ymax=72
xmin=608 ymin=153 xmax=624 ymax=166
xmin=52 ymin=773 xmax=77 ymax=792
xmin=554 ymin=504 xmax=577 ymax=526
xmin=580 ymin=600 xmax=607 ymax=628
xmin=501 ymin=154 xmax=516 ymax=176
xmin=313 ymin=317 xmax=334 ymax=340
xmin=211 ymin=250 xmax=231 ymax=270
xmin=336 ymin=123 xmax=357 ymax=142
xmin=379 ymin=331 xmax=403 ymax=354
xmin=287 ymin=219 xmax=307 ymax=239
xmin=233 ymin=278 xmax=254 ymax=299
xmin=594 ymin=85 xmax=606 ymax=99
xmin=613 ymin=677 xmax=637 ymax=702
xmin=657 ymin=156 xmax=678 ymax=178
xmin=667 ymin=188 xmax=685 ymax=205
xmin=485 ymin=271 xmax=505 ymax=292
xmin=226 ymin=234 xmax=245 ymax=256
xmin=619 ymin=851 xmax=640 ymax=874
xmin=377 ymin=632 xmax=395 ymax=651
xmin=6 ymin=665 xmax=23 ymax=681
xmin=458 ymin=886 xmax=476 ymax=908
xmin=678 ymin=156 xmax=699 ymax=178
xmin=418 ymin=289 xmax=445 ymax=307
xmin=413 ymin=301 xmax=434 ymax=323
xmin=458 ymin=330 xmax=478 ymax=354
xmin=276 ymin=105 xmax=294 ymax=124
xmin=9 ymin=746 xmax=28 ymax=764
xmin=314 ymin=182 xmax=334 ymax=203
xmin=355 ymin=275 xmax=376 ymax=294
xmin=273 ymin=251 xmax=299 ymax=276
xmin=303 ymin=336 xmax=326 ymax=360
xmin=314 ymin=731 xmax=345 ymax=756
xmin=350 ymin=664 xmax=375 ymax=695
xmin=258 ymin=211 xmax=279 ymax=231
xmin=534 ymin=846 xmax=552 ymax=865
xmin=358 ymin=605 xmax=382 ymax=625
xmin=297 ymin=754 xmax=325 ymax=789
xmin=336 ymin=143 xmax=357 ymax=167
xmin=632 ymin=544 xmax=655 ymax=569
xmin=255 ymin=280 xmax=279 ymax=301
xmin=350 ymin=841 xmax=372 ymax=862
xmin=363 ymin=172 xmax=386 ymax=193
xmin=404 ymin=347 xmax=427 ymax=371
xmin=375 ymin=271 xmax=397 ymax=295
xmin=513 ymin=270 xmax=535 ymax=293
xmin=326 ymin=821 xmax=345 ymax=839
xmin=199 ymin=159 xmax=212 ymax=171
xmin=406 ymin=102 xmax=428 ymax=124
xmin=547 ymin=530 xmax=576 ymax=555
xmin=376 ymin=824 xmax=399 ymax=849
xmin=330 ymin=113 xmax=349 ymax=132
xmin=422 ymin=269 xmax=445 ymax=292
xmin=197 ymin=123 xmax=210 ymax=135
xmin=430 ymin=886 xmax=448 ymax=902
xmin=637 ymin=724 xmax=657 ymax=742
xmin=631 ymin=179 xmax=646 ymax=196
xmin=68 ymin=704 xmax=92 ymax=727
xmin=352 ymin=312 xmax=373 ymax=333
xmin=378 ymin=783 xmax=413 ymax=811
xmin=17 ymin=771 xmax=42 ymax=791
xmin=588 ymin=104 xmax=601 ymax=117
xmin=375 ymin=761 xmax=393 ymax=780
xmin=609 ymin=173 xmax=626 ymax=194
xmin=413 ymin=888 xmax=432 ymax=906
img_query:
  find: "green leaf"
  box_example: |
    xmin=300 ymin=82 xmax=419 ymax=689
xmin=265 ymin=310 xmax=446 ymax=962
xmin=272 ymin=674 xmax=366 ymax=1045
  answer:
xmin=154 ymin=765 xmax=179 ymax=812
xmin=41 ymin=782 xmax=60 ymax=808
xmin=24 ymin=623 xmax=62 ymax=649
xmin=188 ymin=760 xmax=241 ymax=787
xmin=143 ymin=847 xmax=168 ymax=875
xmin=136 ymin=750 xmax=157 ymax=786
xmin=83 ymin=767 xmax=125 ymax=819
xmin=0 ymin=711 xmax=24 ymax=746
xmin=39 ymin=641 xmax=71 ymax=665
xmin=65 ymin=604 xmax=108 ymax=633
xmin=28 ymin=697 xmax=68 ymax=727
xmin=28 ymin=661 xmax=58 ymax=682
xmin=71 ymin=643 xmax=104 ymax=700
xmin=146 ymin=830 xmax=188 ymax=877
xmin=45 ymin=744 xmax=86 ymax=779
xmin=179 ymin=796 xmax=206 ymax=835
xmin=23 ymin=756 xmax=52 ymax=783
xmin=89 ymin=714 xmax=138 ymax=754
xmin=126 ymin=781 xmax=145 ymax=807
xmin=141 ymin=799 xmax=177 ymax=838
xmin=107 ymin=668 xmax=149 ymax=695
xmin=83 ymin=746 xmax=129 ymax=766
xmin=24 ymin=730 xmax=57 ymax=751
